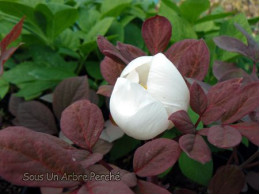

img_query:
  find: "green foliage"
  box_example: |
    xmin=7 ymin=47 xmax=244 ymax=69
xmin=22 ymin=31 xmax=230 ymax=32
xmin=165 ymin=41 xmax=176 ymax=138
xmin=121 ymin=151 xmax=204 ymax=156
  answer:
xmin=178 ymin=152 xmax=213 ymax=186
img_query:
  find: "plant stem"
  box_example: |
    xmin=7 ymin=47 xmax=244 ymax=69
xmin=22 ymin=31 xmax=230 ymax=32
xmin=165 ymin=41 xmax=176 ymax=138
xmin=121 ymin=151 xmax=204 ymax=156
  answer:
xmin=243 ymin=161 xmax=259 ymax=169
xmin=239 ymin=151 xmax=259 ymax=169
xmin=99 ymin=159 xmax=113 ymax=171
xmin=194 ymin=115 xmax=202 ymax=129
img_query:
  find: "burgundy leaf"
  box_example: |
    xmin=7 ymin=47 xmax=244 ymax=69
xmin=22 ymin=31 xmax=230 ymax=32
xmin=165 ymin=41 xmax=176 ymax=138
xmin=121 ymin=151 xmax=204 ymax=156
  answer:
xmin=201 ymin=106 xmax=225 ymax=125
xmin=214 ymin=36 xmax=250 ymax=57
xmin=179 ymin=134 xmax=211 ymax=164
xmin=174 ymin=188 xmax=196 ymax=194
xmin=53 ymin=76 xmax=89 ymax=119
xmin=213 ymin=61 xmax=240 ymax=80
xmin=0 ymin=17 xmax=24 ymax=51
xmin=8 ymin=94 xmax=24 ymax=116
xmin=78 ymin=181 xmax=133 ymax=194
xmin=97 ymin=35 xmax=128 ymax=64
xmin=230 ymin=122 xmax=259 ymax=146
xmin=207 ymin=125 xmax=242 ymax=149
xmin=60 ymin=100 xmax=104 ymax=150
xmin=79 ymin=153 xmax=103 ymax=169
xmin=168 ymin=110 xmax=196 ymax=134
xmin=207 ymin=78 xmax=242 ymax=107
xmin=100 ymin=57 xmax=125 ymax=85
xmin=142 ymin=15 xmax=172 ymax=54
xmin=136 ymin=180 xmax=170 ymax=194
xmin=190 ymin=82 xmax=208 ymax=115
xmin=186 ymin=78 xmax=211 ymax=93
xmin=117 ymin=42 xmax=146 ymax=62
xmin=97 ymin=85 xmax=114 ymax=97
xmin=133 ymin=138 xmax=180 ymax=177
xmin=208 ymin=165 xmax=245 ymax=194
xmin=165 ymin=39 xmax=210 ymax=80
xmin=246 ymin=171 xmax=259 ymax=191
xmin=0 ymin=126 xmax=88 ymax=187
xmin=40 ymin=187 xmax=63 ymax=194
xmin=88 ymin=89 xmax=99 ymax=105
xmin=198 ymin=128 xmax=209 ymax=136
xmin=0 ymin=47 xmax=19 ymax=74
xmin=222 ymin=82 xmax=259 ymax=124
xmin=16 ymin=101 xmax=57 ymax=135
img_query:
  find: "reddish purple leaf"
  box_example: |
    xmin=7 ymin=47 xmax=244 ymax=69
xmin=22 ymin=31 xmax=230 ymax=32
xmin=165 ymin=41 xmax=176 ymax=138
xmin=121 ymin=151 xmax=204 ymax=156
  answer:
xmin=60 ymin=100 xmax=104 ymax=150
xmin=186 ymin=78 xmax=211 ymax=93
xmin=246 ymin=171 xmax=259 ymax=191
xmin=142 ymin=15 xmax=171 ymax=55
xmin=165 ymin=39 xmax=210 ymax=80
xmin=117 ymin=42 xmax=146 ymax=62
xmin=207 ymin=78 xmax=242 ymax=107
xmin=8 ymin=94 xmax=24 ymax=116
xmin=168 ymin=110 xmax=196 ymax=134
xmin=190 ymin=82 xmax=208 ymax=115
xmin=97 ymin=35 xmax=128 ymax=64
xmin=16 ymin=101 xmax=57 ymax=135
xmin=207 ymin=125 xmax=242 ymax=149
xmin=0 ymin=46 xmax=20 ymax=75
xmin=100 ymin=57 xmax=125 ymax=85
xmin=92 ymin=139 xmax=113 ymax=155
xmin=40 ymin=187 xmax=63 ymax=194
xmin=213 ymin=61 xmax=240 ymax=80
xmin=208 ymin=165 xmax=245 ymax=194
xmin=133 ymin=138 xmax=180 ymax=177
xmin=97 ymin=85 xmax=114 ymax=97
xmin=198 ymin=128 xmax=209 ymax=136
xmin=222 ymin=82 xmax=259 ymax=124
xmin=136 ymin=180 xmax=170 ymax=194
xmin=201 ymin=106 xmax=225 ymax=125
xmin=0 ymin=17 xmax=24 ymax=51
xmin=179 ymin=134 xmax=211 ymax=164
xmin=78 ymin=181 xmax=133 ymax=194
xmin=53 ymin=76 xmax=89 ymax=119
xmin=79 ymin=153 xmax=103 ymax=169
xmin=0 ymin=126 xmax=88 ymax=187
xmin=230 ymin=122 xmax=259 ymax=146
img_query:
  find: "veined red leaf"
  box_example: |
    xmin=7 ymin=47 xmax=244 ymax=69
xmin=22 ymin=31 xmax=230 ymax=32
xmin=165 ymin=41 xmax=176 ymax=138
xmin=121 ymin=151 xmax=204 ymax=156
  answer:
xmin=230 ymin=122 xmax=259 ymax=146
xmin=16 ymin=101 xmax=57 ymax=135
xmin=208 ymin=165 xmax=245 ymax=194
xmin=8 ymin=94 xmax=24 ymax=116
xmin=97 ymin=85 xmax=114 ymax=97
xmin=60 ymin=100 xmax=104 ymax=150
xmin=100 ymin=57 xmax=125 ymax=85
xmin=142 ymin=15 xmax=172 ymax=54
xmin=133 ymin=138 xmax=180 ymax=177
xmin=136 ymin=180 xmax=170 ymax=194
xmin=117 ymin=42 xmax=146 ymax=63
xmin=213 ymin=61 xmax=239 ymax=80
xmin=165 ymin=39 xmax=209 ymax=80
xmin=222 ymin=82 xmax=259 ymax=124
xmin=97 ymin=36 xmax=128 ymax=64
xmin=201 ymin=106 xmax=225 ymax=125
xmin=78 ymin=180 xmax=133 ymax=194
xmin=0 ymin=17 xmax=24 ymax=51
xmin=53 ymin=76 xmax=89 ymax=119
xmin=0 ymin=126 xmax=88 ymax=187
xmin=168 ymin=110 xmax=196 ymax=134
xmin=207 ymin=125 xmax=242 ymax=148
xmin=190 ymin=82 xmax=208 ymax=115
xmin=179 ymin=134 xmax=211 ymax=164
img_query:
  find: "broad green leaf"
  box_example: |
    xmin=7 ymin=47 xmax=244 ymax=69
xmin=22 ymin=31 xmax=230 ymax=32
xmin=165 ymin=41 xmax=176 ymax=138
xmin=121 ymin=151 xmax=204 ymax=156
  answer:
xmin=109 ymin=135 xmax=141 ymax=161
xmin=179 ymin=152 xmax=213 ymax=186
xmin=85 ymin=61 xmax=103 ymax=80
xmin=196 ymin=12 xmax=234 ymax=24
xmin=180 ymin=0 xmax=210 ymax=23
xmin=159 ymin=0 xmax=197 ymax=42
xmin=128 ymin=5 xmax=146 ymax=20
xmin=124 ymin=23 xmax=144 ymax=49
xmin=84 ymin=17 xmax=114 ymax=43
xmin=78 ymin=8 xmax=100 ymax=32
xmin=0 ymin=77 xmax=9 ymax=98
xmin=241 ymin=136 xmax=249 ymax=147
xmin=106 ymin=21 xmax=124 ymax=43
xmin=100 ymin=0 xmax=132 ymax=18
xmin=194 ymin=21 xmax=218 ymax=32
xmin=79 ymin=40 xmax=96 ymax=56
xmin=16 ymin=80 xmax=56 ymax=100
xmin=55 ymin=29 xmax=80 ymax=51
xmin=217 ymin=13 xmax=252 ymax=61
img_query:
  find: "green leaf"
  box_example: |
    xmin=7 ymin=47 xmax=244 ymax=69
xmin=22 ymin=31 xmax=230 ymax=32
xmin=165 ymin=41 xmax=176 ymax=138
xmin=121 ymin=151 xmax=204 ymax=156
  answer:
xmin=109 ymin=135 xmax=141 ymax=161
xmin=187 ymin=107 xmax=203 ymax=130
xmin=0 ymin=77 xmax=9 ymax=99
xmin=196 ymin=12 xmax=234 ymax=24
xmin=100 ymin=0 xmax=132 ymax=18
xmin=179 ymin=152 xmax=213 ymax=186
xmin=124 ymin=23 xmax=144 ymax=49
xmin=55 ymin=29 xmax=80 ymax=51
xmin=78 ymin=7 xmax=101 ymax=32
xmin=84 ymin=17 xmax=114 ymax=43
xmin=241 ymin=136 xmax=249 ymax=147
xmin=85 ymin=61 xmax=103 ymax=80
xmin=180 ymin=0 xmax=210 ymax=23
xmin=106 ymin=21 xmax=124 ymax=42
xmin=217 ymin=13 xmax=252 ymax=61
xmin=159 ymin=0 xmax=197 ymax=42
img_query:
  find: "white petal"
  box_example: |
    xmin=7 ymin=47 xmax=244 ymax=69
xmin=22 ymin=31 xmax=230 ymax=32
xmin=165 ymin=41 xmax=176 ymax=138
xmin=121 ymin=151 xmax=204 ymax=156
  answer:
xmin=100 ymin=120 xmax=124 ymax=143
xmin=125 ymin=69 xmax=139 ymax=83
xmin=147 ymin=53 xmax=190 ymax=116
xmin=110 ymin=78 xmax=169 ymax=140
xmin=120 ymin=56 xmax=152 ymax=78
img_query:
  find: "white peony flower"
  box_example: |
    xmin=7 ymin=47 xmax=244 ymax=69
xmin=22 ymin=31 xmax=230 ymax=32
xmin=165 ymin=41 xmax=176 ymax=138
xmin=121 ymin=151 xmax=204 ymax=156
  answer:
xmin=110 ymin=53 xmax=190 ymax=140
